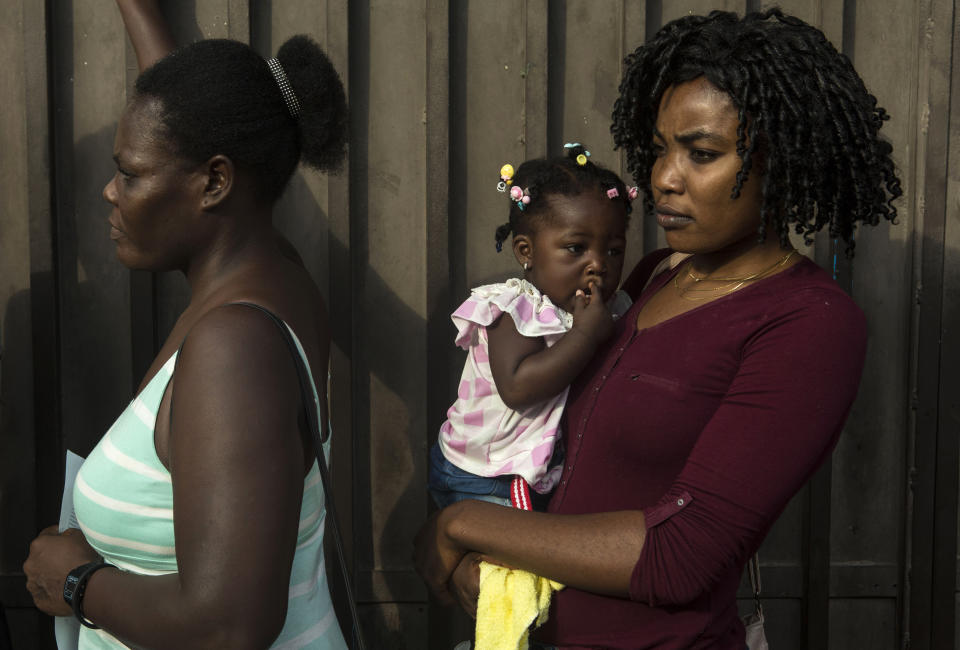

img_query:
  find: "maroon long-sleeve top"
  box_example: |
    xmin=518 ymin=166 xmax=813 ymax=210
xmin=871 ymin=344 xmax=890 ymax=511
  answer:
xmin=537 ymin=250 xmax=867 ymax=649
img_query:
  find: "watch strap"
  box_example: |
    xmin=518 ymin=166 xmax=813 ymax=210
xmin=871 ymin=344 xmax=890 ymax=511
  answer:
xmin=63 ymin=561 xmax=109 ymax=629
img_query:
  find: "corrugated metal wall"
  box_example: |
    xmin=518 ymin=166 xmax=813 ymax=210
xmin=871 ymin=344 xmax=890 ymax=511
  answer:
xmin=0 ymin=1 xmax=957 ymax=648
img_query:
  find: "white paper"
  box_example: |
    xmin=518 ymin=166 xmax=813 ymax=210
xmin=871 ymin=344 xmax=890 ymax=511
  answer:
xmin=58 ymin=451 xmax=83 ymax=533
xmin=55 ymin=450 xmax=85 ymax=650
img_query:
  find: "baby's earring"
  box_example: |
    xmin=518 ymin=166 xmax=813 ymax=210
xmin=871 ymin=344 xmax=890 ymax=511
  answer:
xmin=522 ymin=261 xmax=530 ymax=271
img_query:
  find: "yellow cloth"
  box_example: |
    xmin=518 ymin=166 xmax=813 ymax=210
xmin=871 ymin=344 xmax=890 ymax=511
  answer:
xmin=474 ymin=561 xmax=564 ymax=650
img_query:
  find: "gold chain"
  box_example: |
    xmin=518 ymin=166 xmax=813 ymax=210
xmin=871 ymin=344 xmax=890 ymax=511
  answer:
xmin=674 ymin=250 xmax=796 ymax=301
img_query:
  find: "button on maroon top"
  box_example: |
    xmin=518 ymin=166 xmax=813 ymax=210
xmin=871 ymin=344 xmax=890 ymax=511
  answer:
xmin=536 ymin=250 xmax=867 ymax=649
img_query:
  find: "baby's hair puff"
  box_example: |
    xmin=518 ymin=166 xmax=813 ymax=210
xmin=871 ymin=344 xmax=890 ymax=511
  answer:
xmin=494 ymin=144 xmax=635 ymax=253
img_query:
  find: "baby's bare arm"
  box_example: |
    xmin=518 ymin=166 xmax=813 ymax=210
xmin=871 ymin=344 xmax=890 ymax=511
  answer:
xmin=488 ymin=283 xmax=613 ymax=410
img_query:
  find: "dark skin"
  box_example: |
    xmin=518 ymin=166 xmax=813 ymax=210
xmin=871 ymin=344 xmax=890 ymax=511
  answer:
xmin=636 ymin=77 xmax=799 ymax=331
xmin=415 ymin=77 xmax=801 ymax=618
xmin=491 ymin=192 xmax=626 ymax=410
xmin=23 ymin=3 xmax=331 ymax=647
xmin=430 ymin=193 xmax=630 ymax=614
xmin=115 ymin=0 xmax=176 ymax=70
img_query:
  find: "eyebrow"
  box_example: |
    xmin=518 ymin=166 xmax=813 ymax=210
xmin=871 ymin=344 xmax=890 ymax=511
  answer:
xmin=559 ymin=229 xmax=626 ymax=240
xmin=652 ymin=127 xmax=730 ymax=145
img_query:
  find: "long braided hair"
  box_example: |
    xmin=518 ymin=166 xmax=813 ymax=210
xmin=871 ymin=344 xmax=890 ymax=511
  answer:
xmin=611 ymin=8 xmax=901 ymax=255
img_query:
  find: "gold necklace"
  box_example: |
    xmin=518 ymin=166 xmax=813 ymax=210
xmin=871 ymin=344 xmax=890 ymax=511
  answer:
xmin=674 ymin=250 xmax=796 ymax=301
xmin=686 ymin=250 xmax=796 ymax=283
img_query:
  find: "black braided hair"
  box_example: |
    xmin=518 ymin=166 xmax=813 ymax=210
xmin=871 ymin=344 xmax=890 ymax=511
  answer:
xmin=134 ymin=35 xmax=348 ymax=204
xmin=494 ymin=144 xmax=633 ymax=252
xmin=611 ymin=8 xmax=901 ymax=256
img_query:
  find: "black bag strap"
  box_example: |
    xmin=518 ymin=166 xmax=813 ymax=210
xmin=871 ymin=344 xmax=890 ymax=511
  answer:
xmin=228 ymin=302 xmax=365 ymax=650
xmin=748 ymin=552 xmax=763 ymax=617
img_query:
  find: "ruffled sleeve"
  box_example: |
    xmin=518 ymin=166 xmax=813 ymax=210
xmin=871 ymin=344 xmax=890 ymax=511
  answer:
xmin=451 ymin=278 xmax=572 ymax=349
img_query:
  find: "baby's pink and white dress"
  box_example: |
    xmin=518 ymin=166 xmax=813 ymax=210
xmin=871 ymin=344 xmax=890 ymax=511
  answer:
xmin=437 ymin=278 xmax=631 ymax=494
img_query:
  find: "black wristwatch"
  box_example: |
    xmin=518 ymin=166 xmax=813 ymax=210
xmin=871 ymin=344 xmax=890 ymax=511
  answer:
xmin=63 ymin=561 xmax=109 ymax=628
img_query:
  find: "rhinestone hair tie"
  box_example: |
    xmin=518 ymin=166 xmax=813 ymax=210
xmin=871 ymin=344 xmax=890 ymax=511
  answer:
xmin=266 ymin=58 xmax=302 ymax=119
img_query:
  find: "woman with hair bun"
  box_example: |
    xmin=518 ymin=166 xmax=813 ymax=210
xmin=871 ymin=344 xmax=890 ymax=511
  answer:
xmin=23 ymin=2 xmax=349 ymax=648
xmin=416 ymin=9 xmax=900 ymax=648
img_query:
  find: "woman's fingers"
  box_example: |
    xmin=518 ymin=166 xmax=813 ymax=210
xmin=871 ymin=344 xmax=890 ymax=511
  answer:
xmin=450 ymin=553 xmax=483 ymax=618
xmin=412 ymin=508 xmax=466 ymax=607
xmin=23 ymin=528 xmax=100 ymax=616
xmin=412 ymin=514 xmax=454 ymax=605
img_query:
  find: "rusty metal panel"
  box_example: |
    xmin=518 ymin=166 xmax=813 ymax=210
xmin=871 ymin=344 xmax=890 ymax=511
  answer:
xmin=939 ymin=0 xmax=960 ymax=643
xmin=931 ymin=0 xmax=960 ymax=646
xmin=0 ymin=0 xmax=49 ymax=646
xmin=827 ymin=1 xmax=917 ymax=645
xmin=0 ymin=0 xmax=38 ymax=570
xmin=348 ymin=2 xmax=445 ymax=646
xmin=452 ymin=0 xmax=548 ymax=294
xmin=550 ymin=0 xmax=648 ymax=272
xmin=658 ymin=0 xmax=749 ymax=21
xmin=907 ymin=0 xmax=959 ymax=647
xmin=51 ymin=1 xmax=133 ymax=456
xmin=830 ymin=598 xmax=899 ymax=648
xmin=762 ymin=0 xmax=844 ymax=42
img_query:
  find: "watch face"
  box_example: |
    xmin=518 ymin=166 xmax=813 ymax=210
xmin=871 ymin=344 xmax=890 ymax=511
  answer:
xmin=63 ymin=567 xmax=86 ymax=602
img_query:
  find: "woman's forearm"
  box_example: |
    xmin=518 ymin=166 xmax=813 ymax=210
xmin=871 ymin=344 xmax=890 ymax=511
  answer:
xmin=116 ymin=0 xmax=176 ymax=71
xmin=444 ymin=500 xmax=646 ymax=596
xmin=81 ymin=567 xmax=283 ymax=650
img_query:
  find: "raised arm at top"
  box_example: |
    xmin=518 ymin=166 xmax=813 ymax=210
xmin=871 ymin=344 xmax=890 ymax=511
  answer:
xmin=116 ymin=0 xmax=177 ymax=71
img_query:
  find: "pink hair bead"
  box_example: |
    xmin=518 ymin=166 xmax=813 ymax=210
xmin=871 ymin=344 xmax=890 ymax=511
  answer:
xmin=607 ymin=188 xmax=619 ymax=199
xmin=510 ymin=186 xmax=523 ymax=200
xmin=521 ymin=195 xmax=531 ymax=204
xmin=628 ymin=186 xmax=639 ymax=200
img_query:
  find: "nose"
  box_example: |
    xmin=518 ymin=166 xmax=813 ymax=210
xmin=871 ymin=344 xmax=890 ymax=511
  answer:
xmin=586 ymin=250 xmax=607 ymax=277
xmin=103 ymin=174 xmax=118 ymax=205
xmin=652 ymin=152 xmax=683 ymax=195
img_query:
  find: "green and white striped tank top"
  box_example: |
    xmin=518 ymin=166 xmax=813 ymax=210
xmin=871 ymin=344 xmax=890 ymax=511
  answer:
xmin=73 ymin=322 xmax=347 ymax=649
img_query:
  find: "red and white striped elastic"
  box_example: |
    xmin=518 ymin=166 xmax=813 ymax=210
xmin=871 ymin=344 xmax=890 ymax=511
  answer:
xmin=511 ymin=476 xmax=532 ymax=511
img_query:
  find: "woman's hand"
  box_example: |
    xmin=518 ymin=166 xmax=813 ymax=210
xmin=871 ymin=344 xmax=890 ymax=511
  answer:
xmin=450 ymin=552 xmax=483 ymax=618
xmin=23 ymin=526 xmax=100 ymax=617
xmin=413 ymin=504 xmax=470 ymax=607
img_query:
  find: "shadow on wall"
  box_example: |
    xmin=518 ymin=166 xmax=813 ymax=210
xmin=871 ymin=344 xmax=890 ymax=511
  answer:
xmin=0 ymin=117 xmax=134 ymax=649
xmin=294 ymin=170 xmax=437 ymax=647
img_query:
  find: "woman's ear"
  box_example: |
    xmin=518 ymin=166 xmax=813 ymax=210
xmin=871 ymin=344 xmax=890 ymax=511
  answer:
xmin=200 ymin=154 xmax=234 ymax=210
xmin=513 ymin=234 xmax=533 ymax=268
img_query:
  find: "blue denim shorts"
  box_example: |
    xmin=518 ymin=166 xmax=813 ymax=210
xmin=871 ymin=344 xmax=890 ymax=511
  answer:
xmin=428 ymin=443 xmax=513 ymax=508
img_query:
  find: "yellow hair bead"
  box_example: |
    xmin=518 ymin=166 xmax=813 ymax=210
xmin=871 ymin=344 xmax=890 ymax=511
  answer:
xmin=576 ymin=154 xmax=587 ymax=166
xmin=500 ymin=164 xmax=515 ymax=179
